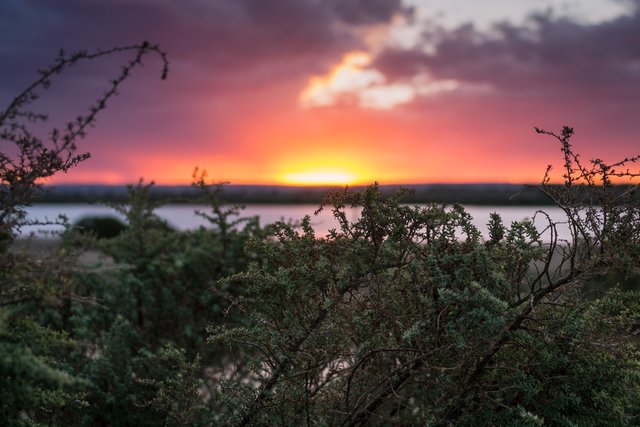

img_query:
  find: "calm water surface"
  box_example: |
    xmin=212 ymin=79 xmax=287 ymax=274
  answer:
xmin=22 ymin=204 xmax=571 ymax=241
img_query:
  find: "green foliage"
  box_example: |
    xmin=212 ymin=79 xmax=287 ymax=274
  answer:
xmin=140 ymin=345 xmax=209 ymax=426
xmin=0 ymin=312 xmax=83 ymax=427
xmin=48 ymin=177 xmax=264 ymax=424
xmin=78 ymin=179 xmax=261 ymax=350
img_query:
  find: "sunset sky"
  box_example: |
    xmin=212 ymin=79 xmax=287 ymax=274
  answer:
xmin=1 ymin=0 xmax=639 ymax=185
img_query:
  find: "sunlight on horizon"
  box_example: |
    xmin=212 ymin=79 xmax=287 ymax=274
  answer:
xmin=279 ymin=170 xmax=357 ymax=186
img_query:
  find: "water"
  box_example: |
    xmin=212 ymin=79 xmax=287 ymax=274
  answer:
xmin=20 ymin=203 xmax=572 ymax=242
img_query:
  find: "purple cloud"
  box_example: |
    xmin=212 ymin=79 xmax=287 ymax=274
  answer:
xmin=0 ymin=0 xmax=410 ymax=91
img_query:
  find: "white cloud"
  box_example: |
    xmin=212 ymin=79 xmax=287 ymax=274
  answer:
xmin=359 ymin=84 xmax=415 ymax=109
xmin=402 ymin=0 xmax=631 ymax=30
xmin=299 ymin=51 xmax=459 ymax=109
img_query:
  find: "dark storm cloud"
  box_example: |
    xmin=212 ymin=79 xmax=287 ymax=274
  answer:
xmin=375 ymin=2 xmax=640 ymax=95
xmin=0 ymin=0 xmax=409 ymax=92
xmin=328 ymin=0 xmax=409 ymax=25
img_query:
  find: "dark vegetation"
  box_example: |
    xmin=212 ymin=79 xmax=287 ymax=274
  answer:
xmin=73 ymin=216 xmax=128 ymax=239
xmin=1 ymin=46 xmax=639 ymax=426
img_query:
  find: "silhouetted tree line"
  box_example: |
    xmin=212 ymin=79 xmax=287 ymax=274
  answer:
xmin=32 ymin=182 xmax=640 ymax=206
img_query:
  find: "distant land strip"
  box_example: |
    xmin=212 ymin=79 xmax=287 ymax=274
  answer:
xmin=29 ymin=183 xmax=609 ymax=205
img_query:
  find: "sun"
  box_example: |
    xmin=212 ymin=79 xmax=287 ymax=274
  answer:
xmin=279 ymin=170 xmax=356 ymax=186
xmin=274 ymin=153 xmax=372 ymax=186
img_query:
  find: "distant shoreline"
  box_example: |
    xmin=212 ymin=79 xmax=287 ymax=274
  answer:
xmin=36 ymin=183 xmax=564 ymax=205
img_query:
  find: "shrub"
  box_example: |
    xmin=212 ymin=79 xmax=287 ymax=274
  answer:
xmin=0 ymin=44 xmax=168 ymax=426
xmin=74 ymin=215 xmax=128 ymax=239
xmin=210 ymin=128 xmax=640 ymax=426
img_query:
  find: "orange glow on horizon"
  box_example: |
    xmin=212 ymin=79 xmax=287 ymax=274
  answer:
xmin=45 ymin=146 xmax=565 ymax=186
xmin=44 ymin=125 xmax=638 ymax=187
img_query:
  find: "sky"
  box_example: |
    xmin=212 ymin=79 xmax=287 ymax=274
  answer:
xmin=1 ymin=0 xmax=639 ymax=185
